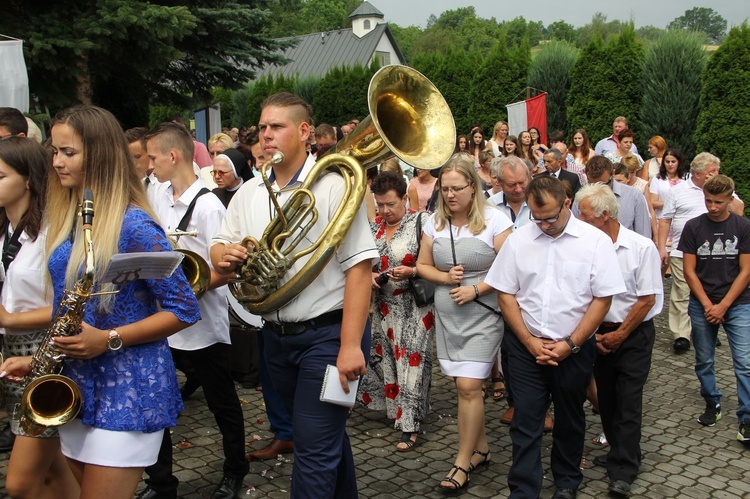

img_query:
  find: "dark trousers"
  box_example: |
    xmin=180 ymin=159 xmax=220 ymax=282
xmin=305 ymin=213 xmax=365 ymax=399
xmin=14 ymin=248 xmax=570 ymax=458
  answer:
xmin=264 ymin=320 xmax=371 ymax=499
xmin=505 ymin=332 xmax=595 ymax=499
xmin=257 ymin=329 xmax=293 ymax=441
xmin=145 ymin=343 xmax=249 ymax=492
xmin=594 ymin=320 xmax=654 ymax=483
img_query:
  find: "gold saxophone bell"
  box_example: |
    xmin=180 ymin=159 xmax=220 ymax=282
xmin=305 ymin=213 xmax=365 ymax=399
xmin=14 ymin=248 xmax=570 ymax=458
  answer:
xmin=166 ymin=230 xmax=211 ymax=300
xmin=20 ymin=374 xmax=82 ymax=435
xmin=230 ymin=65 xmax=456 ymax=315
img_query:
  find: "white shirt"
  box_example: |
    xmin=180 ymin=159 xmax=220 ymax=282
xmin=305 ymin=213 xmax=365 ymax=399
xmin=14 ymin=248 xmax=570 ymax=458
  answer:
xmin=604 ymin=225 xmax=663 ymax=323
xmin=485 ymin=215 xmax=626 ymax=341
xmin=660 ymin=179 xmax=706 ymax=258
xmin=153 ymin=179 xmax=230 ymax=350
xmin=0 ymin=228 xmax=52 ymax=336
xmin=212 ymin=154 xmax=378 ymax=322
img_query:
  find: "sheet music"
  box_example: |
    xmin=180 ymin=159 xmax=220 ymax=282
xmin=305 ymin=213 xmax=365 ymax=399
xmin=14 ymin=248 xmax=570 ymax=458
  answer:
xmin=102 ymin=252 xmax=184 ymax=285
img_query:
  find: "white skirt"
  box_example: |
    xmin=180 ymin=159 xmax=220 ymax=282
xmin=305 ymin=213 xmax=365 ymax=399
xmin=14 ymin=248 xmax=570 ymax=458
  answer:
xmin=439 ymin=359 xmax=493 ymax=379
xmin=59 ymin=419 xmax=164 ymax=467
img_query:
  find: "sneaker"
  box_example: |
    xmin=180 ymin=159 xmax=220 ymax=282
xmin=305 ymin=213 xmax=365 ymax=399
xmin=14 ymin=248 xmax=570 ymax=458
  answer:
xmin=698 ymin=401 xmax=721 ymax=427
xmin=739 ymin=420 xmax=750 ymax=445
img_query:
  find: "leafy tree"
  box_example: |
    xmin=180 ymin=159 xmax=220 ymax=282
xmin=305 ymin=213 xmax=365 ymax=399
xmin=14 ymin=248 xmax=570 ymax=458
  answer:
xmin=576 ymin=12 xmax=625 ymax=48
xmin=389 ymin=24 xmax=424 ymax=63
xmin=429 ymin=47 xmax=482 ymax=134
xmin=639 ymin=30 xmax=706 ymax=159
xmin=311 ymin=60 xmax=379 ymax=126
xmin=4 ymin=0 xmax=289 ymax=127
xmin=293 ymin=75 xmax=322 ymax=109
xmin=527 ymin=42 xmax=579 ymax=135
xmin=468 ymin=39 xmax=531 ymax=134
xmin=212 ymin=87 xmax=236 ymax=128
xmin=246 ymin=75 xmax=275 ymax=127
xmin=636 ymin=25 xmax=667 ymax=44
xmin=504 ymin=17 xmax=545 ymax=48
xmin=230 ymin=85 xmax=253 ymax=128
xmin=567 ymin=25 xmax=644 ymax=144
xmin=668 ymin=7 xmax=727 ymax=44
xmin=695 ymin=24 xmax=750 ymax=211
xmin=548 ymin=21 xmax=577 ymax=43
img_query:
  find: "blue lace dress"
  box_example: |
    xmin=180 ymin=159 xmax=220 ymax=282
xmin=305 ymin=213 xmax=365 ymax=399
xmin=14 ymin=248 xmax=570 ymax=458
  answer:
xmin=50 ymin=207 xmax=200 ymax=433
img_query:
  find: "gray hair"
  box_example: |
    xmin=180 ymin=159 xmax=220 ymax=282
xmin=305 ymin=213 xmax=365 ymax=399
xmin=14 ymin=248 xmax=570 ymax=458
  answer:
xmin=691 ymin=152 xmax=720 ymax=175
xmin=544 ymin=148 xmax=563 ymax=161
xmin=491 ymin=155 xmax=530 ymax=183
xmin=575 ymin=183 xmax=619 ymax=219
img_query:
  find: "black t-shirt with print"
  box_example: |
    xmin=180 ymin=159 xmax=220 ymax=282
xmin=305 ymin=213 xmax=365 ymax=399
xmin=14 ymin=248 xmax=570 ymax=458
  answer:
xmin=679 ymin=213 xmax=750 ymax=304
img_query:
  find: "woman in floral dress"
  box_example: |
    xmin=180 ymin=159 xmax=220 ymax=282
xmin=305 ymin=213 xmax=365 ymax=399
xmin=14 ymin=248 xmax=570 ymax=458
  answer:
xmin=359 ymin=171 xmax=434 ymax=452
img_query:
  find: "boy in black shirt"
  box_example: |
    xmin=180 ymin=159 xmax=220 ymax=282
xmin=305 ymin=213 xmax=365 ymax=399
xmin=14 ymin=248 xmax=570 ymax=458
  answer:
xmin=679 ymin=174 xmax=750 ymax=446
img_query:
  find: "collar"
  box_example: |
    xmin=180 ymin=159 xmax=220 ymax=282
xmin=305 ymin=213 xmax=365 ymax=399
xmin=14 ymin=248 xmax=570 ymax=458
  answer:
xmin=611 ymin=180 xmax=623 ymax=198
xmin=530 ymin=209 xmax=580 ymax=240
xmin=165 ymin=178 xmax=205 ymax=207
xmin=613 ymin=223 xmax=633 ymax=250
xmin=226 ymin=177 xmax=244 ymax=192
xmin=267 ymin=153 xmax=315 ymax=189
xmin=686 ymin=178 xmax=700 ymax=190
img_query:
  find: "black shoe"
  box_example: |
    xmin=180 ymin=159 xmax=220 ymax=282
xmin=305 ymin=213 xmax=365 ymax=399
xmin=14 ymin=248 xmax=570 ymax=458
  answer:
xmin=593 ymin=454 xmax=608 ymax=467
xmin=135 ymin=487 xmax=177 ymax=499
xmin=698 ymin=401 xmax=721 ymax=427
xmin=180 ymin=378 xmax=201 ymax=400
xmin=211 ymin=476 xmax=244 ymax=499
xmin=0 ymin=423 xmax=15 ymax=453
xmin=608 ymin=479 xmax=632 ymax=497
xmin=552 ymin=488 xmax=577 ymax=499
xmin=673 ymin=337 xmax=690 ymax=353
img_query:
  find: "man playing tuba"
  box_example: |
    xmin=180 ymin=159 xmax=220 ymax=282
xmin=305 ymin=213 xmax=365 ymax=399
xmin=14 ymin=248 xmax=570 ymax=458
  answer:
xmin=210 ymin=92 xmax=378 ymax=498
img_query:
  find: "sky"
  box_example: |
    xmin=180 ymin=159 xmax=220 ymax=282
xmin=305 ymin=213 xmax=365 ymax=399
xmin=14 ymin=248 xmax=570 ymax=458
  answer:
xmin=372 ymin=1 xmax=750 ymax=30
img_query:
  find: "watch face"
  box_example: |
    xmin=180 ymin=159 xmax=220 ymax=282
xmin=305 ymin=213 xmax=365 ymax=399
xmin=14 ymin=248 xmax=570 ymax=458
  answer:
xmin=109 ymin=337 xmax=123 ymax=351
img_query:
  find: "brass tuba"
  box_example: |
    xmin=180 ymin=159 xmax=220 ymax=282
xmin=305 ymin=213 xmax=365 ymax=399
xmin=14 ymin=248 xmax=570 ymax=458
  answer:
xmin=230 ymin=65 xmax=455 ymax=315
xmin=166 ymin=230 xmax=211 ymax=300
xmin=18 ymin=190 xmax=96 ymax=436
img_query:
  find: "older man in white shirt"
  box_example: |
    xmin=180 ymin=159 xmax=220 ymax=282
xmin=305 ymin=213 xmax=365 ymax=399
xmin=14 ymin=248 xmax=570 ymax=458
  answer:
xmin=486 ymin=176 xmax=625 ymax=499
xmin=577 ymin=184 xmax=663 ymax=498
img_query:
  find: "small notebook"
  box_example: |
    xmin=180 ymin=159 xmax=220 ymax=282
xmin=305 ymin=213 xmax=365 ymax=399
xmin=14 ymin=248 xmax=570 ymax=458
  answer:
xmin=320 ymin=365 xmax=359 ymax=408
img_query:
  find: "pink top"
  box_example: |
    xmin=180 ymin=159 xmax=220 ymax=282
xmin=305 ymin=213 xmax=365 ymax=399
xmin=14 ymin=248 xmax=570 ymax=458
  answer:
xmin=409 ymin=176 xmax=437 ymax=211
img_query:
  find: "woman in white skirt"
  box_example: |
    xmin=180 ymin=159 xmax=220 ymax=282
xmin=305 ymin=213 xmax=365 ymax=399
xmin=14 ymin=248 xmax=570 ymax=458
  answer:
xmin=417 ymin=154 xmax=512 ymax=492
xmin=0 ymin=106 xmax=200 ymax=498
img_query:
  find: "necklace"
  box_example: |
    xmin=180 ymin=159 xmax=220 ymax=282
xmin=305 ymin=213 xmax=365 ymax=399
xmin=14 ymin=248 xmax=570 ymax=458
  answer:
xmin=385 ymin=218 xmax=403 ymax=227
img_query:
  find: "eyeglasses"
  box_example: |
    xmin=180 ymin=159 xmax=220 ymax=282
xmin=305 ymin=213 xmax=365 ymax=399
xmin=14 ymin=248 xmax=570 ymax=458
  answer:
xmin=529 ymin=202 xmax=565 ymax=224
xmin=210 ymin=169 xmax=231 ymax=177
xmin=441 ymin=184 xmax=471 ymax=194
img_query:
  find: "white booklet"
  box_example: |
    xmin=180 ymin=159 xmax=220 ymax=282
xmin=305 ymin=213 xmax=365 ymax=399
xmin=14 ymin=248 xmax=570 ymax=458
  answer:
xmin=102 ymin=252 xmax=185 ymax=285
xmin=319 ymin=365 xmax=359 ymax=408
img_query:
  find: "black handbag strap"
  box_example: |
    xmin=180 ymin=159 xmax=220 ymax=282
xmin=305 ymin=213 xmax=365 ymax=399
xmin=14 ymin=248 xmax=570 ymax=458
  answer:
xmin=2 ymin=222 xmax=25 ymax=272
xmin=416 ymin=212 xmax=425 ymax=256
xmin=177 ymin=188 xmax=211 ymax=232
xmin=446 ymin=215 xmax=502 ymax=317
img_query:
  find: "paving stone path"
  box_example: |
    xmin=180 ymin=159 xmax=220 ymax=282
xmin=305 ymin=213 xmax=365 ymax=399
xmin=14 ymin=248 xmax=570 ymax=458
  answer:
xmin=1 ymin=279 xmax=749 ymax=498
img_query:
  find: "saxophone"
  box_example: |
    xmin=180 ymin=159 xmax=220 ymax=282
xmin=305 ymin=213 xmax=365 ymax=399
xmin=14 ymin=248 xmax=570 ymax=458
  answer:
xmin=17 ymin=189 xmax=95 ymax=436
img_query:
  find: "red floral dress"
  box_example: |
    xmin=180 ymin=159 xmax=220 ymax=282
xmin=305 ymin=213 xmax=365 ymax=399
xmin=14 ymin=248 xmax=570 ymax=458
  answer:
xmin=358 ymin=211 xmax=434 ymax=432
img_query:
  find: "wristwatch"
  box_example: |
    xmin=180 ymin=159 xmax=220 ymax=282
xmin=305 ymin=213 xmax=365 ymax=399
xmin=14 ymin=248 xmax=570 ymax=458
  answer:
xmin=107 ymin=329 xmax=123 ymax=351
xmin=565 ymin=337 xmax=580 ymax=354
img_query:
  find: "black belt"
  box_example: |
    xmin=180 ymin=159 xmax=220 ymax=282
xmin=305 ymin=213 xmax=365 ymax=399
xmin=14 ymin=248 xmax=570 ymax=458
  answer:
xmin=265 ymin=309 xmax=343 ymax=336
xmin=598 ymin=322 xmax=622 ymax=333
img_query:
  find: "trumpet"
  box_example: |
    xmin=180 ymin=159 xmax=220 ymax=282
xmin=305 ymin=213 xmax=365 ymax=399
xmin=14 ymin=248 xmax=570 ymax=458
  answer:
xmin=165 ymin=230 xmax=210 ymax=300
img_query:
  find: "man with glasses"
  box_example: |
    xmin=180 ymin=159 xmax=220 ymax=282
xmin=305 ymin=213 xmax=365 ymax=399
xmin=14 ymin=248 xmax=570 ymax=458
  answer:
xmin=485 ymin=176 xmax=625 ymax=499
xmin=574 ymin=156 xmax=651 ymax=238
xmin=0 ymin=107 xmax=28 ymax=139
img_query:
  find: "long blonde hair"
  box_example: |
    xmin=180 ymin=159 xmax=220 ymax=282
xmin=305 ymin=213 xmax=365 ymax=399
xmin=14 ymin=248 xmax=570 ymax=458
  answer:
xmin=46 ymin=106 xmax=157 ymax=311
xmin=434 ymin=153 xmax=488 ymax=235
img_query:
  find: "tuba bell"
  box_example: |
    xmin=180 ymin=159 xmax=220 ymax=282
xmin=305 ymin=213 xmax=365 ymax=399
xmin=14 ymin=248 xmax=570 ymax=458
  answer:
xmin=230 ymin=65 xmax=455 ymax=315
xmin=166 ymin=230 xmax=211 ymax=300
